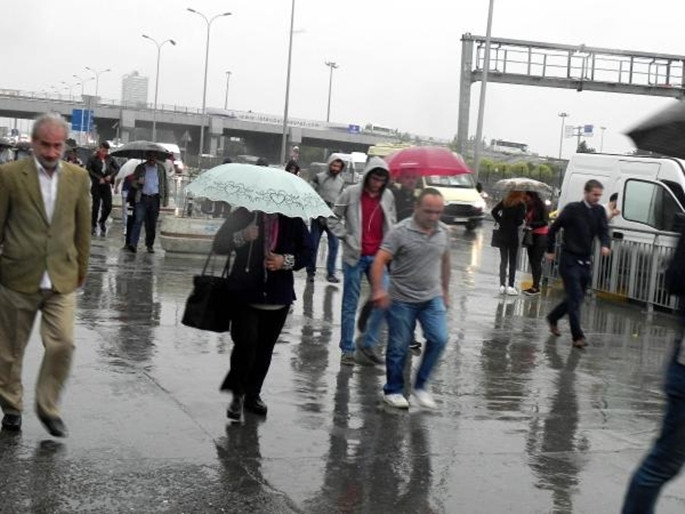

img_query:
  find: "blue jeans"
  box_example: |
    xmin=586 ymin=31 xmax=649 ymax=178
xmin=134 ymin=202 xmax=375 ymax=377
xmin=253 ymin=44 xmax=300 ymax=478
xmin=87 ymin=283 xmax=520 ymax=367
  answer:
xmin=130 ymin=194 xmax=161 ymax=248
xmin=547 ymin=253 xmax=591 ymax=341
xmin=307 ymin=218 xmax=339 ymax=277
xmin=383 ymin=297 xmax=448 ymax=395
xmin=622 ymin=349 xmax=685 ymax=514
xmin=340 ymin=256 xmax=387 ymax=354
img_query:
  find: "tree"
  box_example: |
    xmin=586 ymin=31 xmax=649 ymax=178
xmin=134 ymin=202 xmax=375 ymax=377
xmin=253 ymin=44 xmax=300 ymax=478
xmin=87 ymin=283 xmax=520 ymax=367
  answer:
xmin=510 ymin=161 xmax=530 ymax=178
xmin=577 ymin=140 xmax=596 ymax=153
xmin=535 ymin=164 xmax=554 ymax=183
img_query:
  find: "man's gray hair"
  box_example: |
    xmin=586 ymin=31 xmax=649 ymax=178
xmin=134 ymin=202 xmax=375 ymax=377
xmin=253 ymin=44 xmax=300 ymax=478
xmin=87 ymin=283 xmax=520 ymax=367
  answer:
xmin=31 ymin=113 xmax=70 ymax=140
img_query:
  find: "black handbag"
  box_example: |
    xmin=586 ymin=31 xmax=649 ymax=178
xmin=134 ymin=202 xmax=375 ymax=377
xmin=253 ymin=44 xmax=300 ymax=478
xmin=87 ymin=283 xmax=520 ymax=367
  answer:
xmin=491 ymin=224 xmax=504 ymax=248
xmin=182 ymin=252 xmax=234 ymax=332
xmin=521 ymin=228 xmax=534 ymax=247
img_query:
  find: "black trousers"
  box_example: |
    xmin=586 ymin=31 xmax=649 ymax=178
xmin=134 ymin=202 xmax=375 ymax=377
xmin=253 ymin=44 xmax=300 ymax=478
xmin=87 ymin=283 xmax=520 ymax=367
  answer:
xmin=499 ymin=245 xmax=518 ymax=287
xmin=91 ymin=184 xmax=112 ymax=228
xmin=220 ymin=305 xmax=289 ymax=397
xmin=526 ymin=234 xmax=548 ymax=289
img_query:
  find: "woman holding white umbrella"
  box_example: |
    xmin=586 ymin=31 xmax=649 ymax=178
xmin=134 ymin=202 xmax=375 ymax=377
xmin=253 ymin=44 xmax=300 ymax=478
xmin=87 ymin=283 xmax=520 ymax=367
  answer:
xmin=188 ymin=163 xmax=330 ymax=422
xmin=213 ymin=206 xmax=311 ymax=421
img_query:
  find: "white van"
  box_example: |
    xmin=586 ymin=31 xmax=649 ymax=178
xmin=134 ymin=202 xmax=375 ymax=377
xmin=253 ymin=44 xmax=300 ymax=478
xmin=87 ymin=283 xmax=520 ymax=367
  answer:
xmin=558 ymin=153 xmax=685 ymax=241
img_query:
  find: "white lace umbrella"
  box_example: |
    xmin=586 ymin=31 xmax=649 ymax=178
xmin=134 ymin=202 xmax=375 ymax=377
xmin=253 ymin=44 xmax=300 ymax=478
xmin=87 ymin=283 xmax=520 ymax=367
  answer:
xmin=185 ymin=163 xmax=334 ymax=220
xmin=494 ymin=177 xmax=553 ymax=195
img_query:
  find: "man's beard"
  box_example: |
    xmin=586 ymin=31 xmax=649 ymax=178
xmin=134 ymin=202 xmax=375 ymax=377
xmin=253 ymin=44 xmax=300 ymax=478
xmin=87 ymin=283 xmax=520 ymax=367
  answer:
xmin=37 ymin=155 xmax=61 ymax=170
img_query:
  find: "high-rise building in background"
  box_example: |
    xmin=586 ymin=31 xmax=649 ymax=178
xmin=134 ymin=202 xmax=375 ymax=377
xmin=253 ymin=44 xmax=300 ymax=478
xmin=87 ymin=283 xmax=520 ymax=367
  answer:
xmin=121 ymin=71 xmax=149 ymax=107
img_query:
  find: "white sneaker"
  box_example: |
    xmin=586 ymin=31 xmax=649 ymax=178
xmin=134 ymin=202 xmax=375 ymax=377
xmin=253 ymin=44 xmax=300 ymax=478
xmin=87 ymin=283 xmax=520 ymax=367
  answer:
xmin=499 ymin=285 xmax=506 ymax=294
xmin=411 ymin=389 xmax=438 ymax=410
xmin=383 ymin=393 xmax=409 ymax=409
xmin=506 ymin=286 xmax=519 ymax=296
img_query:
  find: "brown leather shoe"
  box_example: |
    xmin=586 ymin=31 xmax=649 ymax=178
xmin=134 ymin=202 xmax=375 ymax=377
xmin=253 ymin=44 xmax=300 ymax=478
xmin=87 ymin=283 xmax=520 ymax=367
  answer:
xmin=572 ymin=338 xmax=588 ymax=349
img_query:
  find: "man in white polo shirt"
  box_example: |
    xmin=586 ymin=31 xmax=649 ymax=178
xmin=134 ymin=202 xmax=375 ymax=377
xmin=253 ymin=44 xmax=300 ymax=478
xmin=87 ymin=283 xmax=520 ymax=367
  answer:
xmin=370 ymin=188 xmax=451 ymax=409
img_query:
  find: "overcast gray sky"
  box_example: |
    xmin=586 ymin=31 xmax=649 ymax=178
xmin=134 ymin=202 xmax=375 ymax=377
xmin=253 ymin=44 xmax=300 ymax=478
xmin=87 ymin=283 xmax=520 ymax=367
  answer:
xmin=0 ymin=0 xmax=681 ymax=158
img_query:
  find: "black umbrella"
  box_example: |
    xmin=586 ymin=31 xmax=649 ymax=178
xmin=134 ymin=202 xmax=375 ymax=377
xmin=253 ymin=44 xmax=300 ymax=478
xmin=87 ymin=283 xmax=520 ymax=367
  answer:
xmin=110 ymin=140 xmax=171 ymax=160
xmin=627 ymin=100 xmax=685 ymax=159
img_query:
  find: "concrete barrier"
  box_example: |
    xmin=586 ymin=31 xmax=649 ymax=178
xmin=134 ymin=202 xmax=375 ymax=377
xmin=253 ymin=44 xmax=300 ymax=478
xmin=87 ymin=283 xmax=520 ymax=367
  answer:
xmin=159 ymin=216 xmax=224 ymax=254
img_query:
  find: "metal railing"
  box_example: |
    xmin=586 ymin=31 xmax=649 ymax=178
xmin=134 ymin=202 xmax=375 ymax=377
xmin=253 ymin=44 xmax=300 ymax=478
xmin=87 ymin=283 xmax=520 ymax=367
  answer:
xmin=519 ymin=229 xmax=681 ymax=311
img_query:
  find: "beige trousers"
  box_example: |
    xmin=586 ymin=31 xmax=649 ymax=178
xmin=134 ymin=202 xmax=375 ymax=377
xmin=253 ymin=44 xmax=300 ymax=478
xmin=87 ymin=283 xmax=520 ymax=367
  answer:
xmin=0 ymin=285 xmax=76 ymax=418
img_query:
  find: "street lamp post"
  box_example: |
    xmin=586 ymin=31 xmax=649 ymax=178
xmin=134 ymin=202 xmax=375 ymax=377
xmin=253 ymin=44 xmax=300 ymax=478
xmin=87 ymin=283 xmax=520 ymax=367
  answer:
xmin=84 ymin=66 xmax=111 ymax=97
xmin=280 ymin=0 xmax=296 ymax=165
xmin=600 ymin=126 xmax=607 ymax=152
xmin=324 ymin=61 xmax=338 ymax=123
xmin=558 ymin=112 xmax=569 ymax=159
xmin=61 ymin=81 xmax=81 ymax=103
xmin=142 ymin=35 xmax=176 ymax=142
xmin=472 ymin=0 xmax=495 ymax=181
xmin=224 ymin=71 xmax=232 ymax=110
xmin=187 ymin=8 xmax=232 ymax=170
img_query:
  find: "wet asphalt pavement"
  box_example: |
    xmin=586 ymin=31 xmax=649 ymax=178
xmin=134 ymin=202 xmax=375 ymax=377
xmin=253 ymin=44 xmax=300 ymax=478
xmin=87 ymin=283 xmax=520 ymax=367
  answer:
xmin=1 ymin=221 xmax=685 ymax=513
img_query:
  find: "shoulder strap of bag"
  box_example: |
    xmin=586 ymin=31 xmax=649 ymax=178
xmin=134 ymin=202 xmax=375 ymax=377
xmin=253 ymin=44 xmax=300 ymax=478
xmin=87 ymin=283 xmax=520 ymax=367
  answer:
xmin=201 ymin=251 xmax=232 ymax=278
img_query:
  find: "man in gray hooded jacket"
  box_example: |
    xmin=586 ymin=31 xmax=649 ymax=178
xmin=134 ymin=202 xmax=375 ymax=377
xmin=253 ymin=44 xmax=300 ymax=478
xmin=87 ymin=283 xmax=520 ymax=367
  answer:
xmin=328 ymin=157 xmax=396 ymax=366
xmin=307 ymin=154 xmax=346 ymax=283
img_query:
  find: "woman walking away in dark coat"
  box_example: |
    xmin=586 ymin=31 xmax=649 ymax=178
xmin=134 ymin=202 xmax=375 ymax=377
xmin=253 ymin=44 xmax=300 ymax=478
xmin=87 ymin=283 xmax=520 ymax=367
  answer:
xmin=213 ymin=207 xmax=311 ymax=422
xmin=523 ymin=191 xmax=549 ymax=296
xmin=492 ymin=192 xmax=526 ymax=296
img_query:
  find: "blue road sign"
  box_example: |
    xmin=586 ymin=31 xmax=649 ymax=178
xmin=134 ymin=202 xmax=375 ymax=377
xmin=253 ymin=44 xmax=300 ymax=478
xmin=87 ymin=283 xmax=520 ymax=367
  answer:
xmin=348 ymin=124 xmax=361 ymax=134
xmin=71 ymin=109 xmax=94 ymax=132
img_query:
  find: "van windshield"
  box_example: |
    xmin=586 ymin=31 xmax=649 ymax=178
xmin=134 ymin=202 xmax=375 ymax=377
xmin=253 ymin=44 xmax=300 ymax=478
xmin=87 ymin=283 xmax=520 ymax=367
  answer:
xmin=426 ymin=174 xmax=475 ymax=188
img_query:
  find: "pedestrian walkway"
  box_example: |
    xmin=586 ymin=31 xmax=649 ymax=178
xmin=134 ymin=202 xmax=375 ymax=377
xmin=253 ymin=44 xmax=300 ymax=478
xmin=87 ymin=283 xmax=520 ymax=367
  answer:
xmin=1 ymin=226 xmax=683 ymax=513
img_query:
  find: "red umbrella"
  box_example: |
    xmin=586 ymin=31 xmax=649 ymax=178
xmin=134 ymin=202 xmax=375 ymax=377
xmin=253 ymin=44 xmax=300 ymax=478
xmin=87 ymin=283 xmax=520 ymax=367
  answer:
xmin=385 ymin=146 xmax=472 ymax=177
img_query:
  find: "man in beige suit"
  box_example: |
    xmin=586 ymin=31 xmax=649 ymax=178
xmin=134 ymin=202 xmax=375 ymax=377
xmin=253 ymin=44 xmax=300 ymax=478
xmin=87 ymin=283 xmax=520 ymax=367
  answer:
xmin=0 ymin=113 xmax=91 ymax=437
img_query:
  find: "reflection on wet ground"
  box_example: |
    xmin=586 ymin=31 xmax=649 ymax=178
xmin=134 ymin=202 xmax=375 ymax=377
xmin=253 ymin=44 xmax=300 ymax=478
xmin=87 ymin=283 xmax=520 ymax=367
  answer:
xmin=1 ymin=223 xmax=684 ymax=513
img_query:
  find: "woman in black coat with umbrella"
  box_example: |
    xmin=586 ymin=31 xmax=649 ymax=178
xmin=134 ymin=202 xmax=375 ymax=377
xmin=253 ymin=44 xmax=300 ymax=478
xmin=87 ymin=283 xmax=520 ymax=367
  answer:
xmin=492 ymin=191 xmax=527 ymax=296
xmin=213 ymin=207 xmax=311 ymax=421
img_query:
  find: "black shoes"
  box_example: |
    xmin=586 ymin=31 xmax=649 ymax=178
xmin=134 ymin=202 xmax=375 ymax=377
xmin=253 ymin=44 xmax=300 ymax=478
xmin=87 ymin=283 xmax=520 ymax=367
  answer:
xmin=147 ymin=246 xmax=155 ymax=254
xmin=124 ymin=245 xmax=137 ymax=253
xmin=99 ymin=223 xmax=107 ymax=236
xmin=227 ymin=394 xmax=268 ymax=419
xmin=1 ymin=414 xmax=21 ymax=431
xmin=38 ymin=414 xmax=68 ymax=438
xmin=546 ymin=316 xmax=561 ymax=337
xmin=244 ymin=395 xmax=268 ymax=416
xmin=326 ymin=274 xmax=340 ymax=284
xmin=227 ymin=394 xmax=244 ymax=421
xmin=306 ymin=274 xmax=315 ymax=283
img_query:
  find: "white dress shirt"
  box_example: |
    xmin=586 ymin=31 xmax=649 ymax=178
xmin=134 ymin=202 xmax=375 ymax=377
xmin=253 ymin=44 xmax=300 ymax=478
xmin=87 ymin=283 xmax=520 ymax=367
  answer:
xmin=34 ymin=159 xmax=60 ymax=290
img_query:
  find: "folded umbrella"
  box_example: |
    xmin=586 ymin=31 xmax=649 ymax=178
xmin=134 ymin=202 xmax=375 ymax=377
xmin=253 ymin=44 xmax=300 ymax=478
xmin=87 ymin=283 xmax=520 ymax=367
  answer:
xmin=626 ymin=100 xmax=685 ymax=159
xmin=185 ymin=163 xmax=333 ymax=220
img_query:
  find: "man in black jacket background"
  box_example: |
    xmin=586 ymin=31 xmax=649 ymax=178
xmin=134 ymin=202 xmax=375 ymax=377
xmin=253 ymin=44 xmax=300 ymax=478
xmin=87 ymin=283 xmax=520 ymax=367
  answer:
xmin=545 ymin=179 xmax=610 ymax=348
xmin=86 ymin=142 xmax=119 ymax=236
